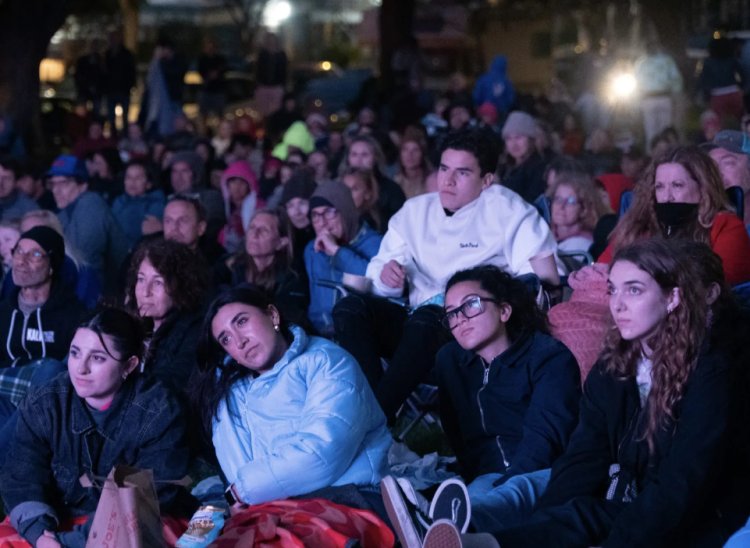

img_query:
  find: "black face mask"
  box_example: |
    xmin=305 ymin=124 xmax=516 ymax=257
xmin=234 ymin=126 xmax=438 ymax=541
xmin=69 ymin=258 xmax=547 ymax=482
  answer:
xmin=654 ymin=202 xmax=699 ymax=236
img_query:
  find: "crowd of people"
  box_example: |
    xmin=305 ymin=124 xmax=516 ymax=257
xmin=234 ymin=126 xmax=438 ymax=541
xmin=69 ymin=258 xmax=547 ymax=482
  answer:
xmin=0 ymin=30 xmax=749 ymax=548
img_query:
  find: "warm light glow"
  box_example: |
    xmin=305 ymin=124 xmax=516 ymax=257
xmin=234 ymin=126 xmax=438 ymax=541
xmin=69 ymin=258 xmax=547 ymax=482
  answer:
xmin=264 ymin=0 xmax=292 ymax=28
xmin=607 ymin=71 xmax=637 ymax=103
xmin=39 ymin=58 xmax=66 ymax=83
xmin=184 ymin=71 xmax=203 ymax=85
xmin=321 ymin=61 xmax=332 ymax=71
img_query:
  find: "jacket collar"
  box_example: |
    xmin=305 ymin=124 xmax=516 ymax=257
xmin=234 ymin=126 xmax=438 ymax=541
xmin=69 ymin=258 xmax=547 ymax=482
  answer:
xmin=260 ymin=324 xmax=308 ymax=377
xmin=70 ymin=374 xmax=137 ymax=439
xmin=458 ymin=330 xmax=535 ymax=369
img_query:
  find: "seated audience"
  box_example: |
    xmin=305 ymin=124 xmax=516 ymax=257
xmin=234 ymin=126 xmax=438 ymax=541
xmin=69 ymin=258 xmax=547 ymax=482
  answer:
xmin=218 ymin=160 xmax=260 ymax=254
xmin=0 ymin=157 xmax=38 ymax=222
xmin=500 ymin=111 xmax=548 ymax=204
xmin=47 ymin=155 xmax=128 ymax=294
xmin=190 ymin=285 xmax=391 ymax=509
xmin=125 ymin=238 xmax=209 ymax=394
xmin=599 ymin=145 xmax=750 ymax=285
xmin=0 ymin=226 xmax=85 ymax=368
xmin=280 ymin=169 xmax=317 ymax=274
xmin=341 ymin=167 xmax=382 ymax=232
xmin=0 ymin=219 xmax=20 ymax=276
xmin=305 ymin=181 xmax=382 ymax=336
xmin=163 ymin=193 xmax=225 ymax=265
xmin=424 ymin=238 xmax=750 ymax=547
xmin=548 ymin=171 xmax=611 ymax=253
xmin=334 ymin=127 xmax=559 ymax=422
xmin=0 ymin=308 xmax=198 ymax=547
xmin=111 ymin=158 xmax=166 ymax=250
xmin=394 ymin=128 xmax=432 ymax=199
xmin=217 ymin=208 xmax=309 ymax=327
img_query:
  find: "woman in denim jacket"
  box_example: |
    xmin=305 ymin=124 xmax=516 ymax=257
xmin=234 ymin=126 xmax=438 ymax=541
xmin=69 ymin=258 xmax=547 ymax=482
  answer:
xmin=0 ymin=308 xmax=197 ymax=548
xmin=191 ymin=284 xmax=392 ymax=511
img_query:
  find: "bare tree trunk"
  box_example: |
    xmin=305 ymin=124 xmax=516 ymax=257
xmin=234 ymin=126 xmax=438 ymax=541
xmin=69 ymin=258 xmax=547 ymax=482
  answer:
xmin=0 ymin=0 xmax=69 ymax=153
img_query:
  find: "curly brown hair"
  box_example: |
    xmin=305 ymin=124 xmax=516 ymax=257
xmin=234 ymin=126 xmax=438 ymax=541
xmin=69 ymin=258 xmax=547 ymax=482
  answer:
xmin=125 ymin=239 xmax=209 ymax=317
xmin=608 ymin=145 xmax=731 ymax=253
xmin=602 ymin=238 xmax=709 ymax=452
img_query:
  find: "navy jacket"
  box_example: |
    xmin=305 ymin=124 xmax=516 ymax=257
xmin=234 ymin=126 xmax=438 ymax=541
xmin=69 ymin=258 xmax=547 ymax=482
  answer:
xmin=436 ymin=330 xmax=581 ymax=482
xmin=1 ymin=373 xmax=198 ymax=545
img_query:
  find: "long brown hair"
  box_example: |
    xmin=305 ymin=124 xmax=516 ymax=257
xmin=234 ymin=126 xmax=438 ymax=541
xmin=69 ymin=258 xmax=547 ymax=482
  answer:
xmin=608 ymin=146 xmax=731 ymax=252
xmin=602 ymin=238 xmax=709 ymax=451
xmin=341 ymin=167 xmax=381 ymax=231
xmin=234 ymin=208 xmax=293 ymax=291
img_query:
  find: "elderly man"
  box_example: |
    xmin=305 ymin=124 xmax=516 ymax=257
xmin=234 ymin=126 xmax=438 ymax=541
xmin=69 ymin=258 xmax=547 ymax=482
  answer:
xmin=708 ymin=130 xmax=750 ymax=230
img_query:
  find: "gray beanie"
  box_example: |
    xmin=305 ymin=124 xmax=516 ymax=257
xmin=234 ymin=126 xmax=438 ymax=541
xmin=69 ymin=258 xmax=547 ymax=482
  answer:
xmin=501 ymin=111 xmax=538 ymax=138
xmin=309 ymin=181 xmax=359 ymax=243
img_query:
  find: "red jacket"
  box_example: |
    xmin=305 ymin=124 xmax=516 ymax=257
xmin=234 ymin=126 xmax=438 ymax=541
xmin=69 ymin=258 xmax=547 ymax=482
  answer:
xmin=598 ymin=212 xmax=750 ymax=286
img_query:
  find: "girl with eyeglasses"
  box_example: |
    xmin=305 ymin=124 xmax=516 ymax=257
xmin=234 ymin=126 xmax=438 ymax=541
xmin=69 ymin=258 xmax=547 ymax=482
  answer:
xmin=304 ymin=181 xmax=382 ymax=336
xmin=429 ymin=264 xmax=581 ymax=533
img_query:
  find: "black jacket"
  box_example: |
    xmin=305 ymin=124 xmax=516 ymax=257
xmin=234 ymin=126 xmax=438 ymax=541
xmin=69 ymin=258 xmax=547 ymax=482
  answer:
xmin=145 ymin=310 xmax=203 ymax=395
xmin=531 ymin=345 xmax=750 ymax=548
xmin=0 ymin=284 xmax=85 ymax=368
xmin=501 ymin=152 xmax=548 ymax=204
xmin=436 ymin=331 xmax=581 ymax=482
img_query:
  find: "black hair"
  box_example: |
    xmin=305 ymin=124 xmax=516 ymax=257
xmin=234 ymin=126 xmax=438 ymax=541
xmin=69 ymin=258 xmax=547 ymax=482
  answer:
xmin=190 ymin=284 xmax=291 ymax=441
xmin=77 ymin=307 xmax=146 ymax=363
xmin=445 ymin=264 xmax=548 ymax=340
xmin=439 ymin=127 xmax=501 ymax=177
xmin=0 ymin=156 xmax=21 ymax=179
xmin=125 ymin=157 xmax=155 ymax=184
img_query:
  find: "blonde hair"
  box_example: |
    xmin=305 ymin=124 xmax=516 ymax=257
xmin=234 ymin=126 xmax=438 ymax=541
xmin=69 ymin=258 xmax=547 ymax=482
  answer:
xmin=341 ymin=167 xmax=381 ymax=231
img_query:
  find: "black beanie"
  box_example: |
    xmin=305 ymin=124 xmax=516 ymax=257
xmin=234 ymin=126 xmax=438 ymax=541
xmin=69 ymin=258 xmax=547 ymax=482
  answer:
xmin=18 ymin=226 xmax=65 ymax=280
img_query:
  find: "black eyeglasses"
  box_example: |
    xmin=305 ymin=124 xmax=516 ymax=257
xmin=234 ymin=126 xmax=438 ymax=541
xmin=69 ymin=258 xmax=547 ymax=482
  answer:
xmin=310 ymin=207 xmax=338 ymax=223
xmin=441 ymin=295 xmax=499 ymax=330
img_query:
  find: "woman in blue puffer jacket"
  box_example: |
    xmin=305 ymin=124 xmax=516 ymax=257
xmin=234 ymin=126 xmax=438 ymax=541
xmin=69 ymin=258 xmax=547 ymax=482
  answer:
xmin=191 ymin=284 xmax=392 ymax=509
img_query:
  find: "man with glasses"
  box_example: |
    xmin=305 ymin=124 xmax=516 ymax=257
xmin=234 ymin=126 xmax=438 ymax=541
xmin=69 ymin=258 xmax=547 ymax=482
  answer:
xmin=333 ymin=127 xmax=559 ymax=423
xmin=47 ymin=154 xmax=128 ymax=294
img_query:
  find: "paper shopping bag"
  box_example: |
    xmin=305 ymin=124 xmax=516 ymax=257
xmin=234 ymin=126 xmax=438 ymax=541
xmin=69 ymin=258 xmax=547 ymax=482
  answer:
xmin=84 ymin=465 xmax=164 ymax=548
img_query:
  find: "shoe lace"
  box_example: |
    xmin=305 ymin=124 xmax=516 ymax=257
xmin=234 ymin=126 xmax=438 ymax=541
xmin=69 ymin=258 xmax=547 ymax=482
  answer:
xmin=451 ymin=498 xmax=461 ymax=524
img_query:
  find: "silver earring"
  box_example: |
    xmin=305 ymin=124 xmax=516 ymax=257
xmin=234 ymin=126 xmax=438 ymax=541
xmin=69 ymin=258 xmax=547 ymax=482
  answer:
xmin=122 ymin=373 xmax=128 ymax=380
xmin=273 ymin=323 xmax=280 ymax=332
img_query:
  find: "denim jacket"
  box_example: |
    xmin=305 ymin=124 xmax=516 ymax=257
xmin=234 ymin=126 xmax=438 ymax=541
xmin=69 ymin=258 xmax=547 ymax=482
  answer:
xmin=1 ymin=373 xmax=197 ymax=545
xmin=212 ymin=325 xmax=392 ymax=504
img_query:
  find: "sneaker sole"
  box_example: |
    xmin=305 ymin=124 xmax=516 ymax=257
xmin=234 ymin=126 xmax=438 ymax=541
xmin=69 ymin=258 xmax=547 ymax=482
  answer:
xmin=429 ymin=478 xmax=472 ymax=533
xmin=381 ymin=476 xmax=423 ymax=548
xmin=423 ymin=519 xmax=462 ymax=548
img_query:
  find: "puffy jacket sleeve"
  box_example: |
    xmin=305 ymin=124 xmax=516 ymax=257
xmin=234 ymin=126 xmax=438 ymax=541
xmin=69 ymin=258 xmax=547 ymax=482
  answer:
xmin=506 ymin=341 xmax=581 ymax=477
xmin=602 ymin=352 xmax=732 ymax=548
xmin=539 ymin=362 xmax=614 ymax=507
xmin=231 ymin=347 xmax=383 ymax=503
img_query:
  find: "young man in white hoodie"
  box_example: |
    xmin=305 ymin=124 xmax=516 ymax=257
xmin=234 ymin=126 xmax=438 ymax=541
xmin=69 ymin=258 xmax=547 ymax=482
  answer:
xmin=333 ymin=127 xmax=559 ymax=422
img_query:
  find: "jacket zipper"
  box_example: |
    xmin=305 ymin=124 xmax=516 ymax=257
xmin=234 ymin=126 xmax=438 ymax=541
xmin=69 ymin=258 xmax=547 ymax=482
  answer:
xmin=477 ymin=357 xmax=509 ymax=468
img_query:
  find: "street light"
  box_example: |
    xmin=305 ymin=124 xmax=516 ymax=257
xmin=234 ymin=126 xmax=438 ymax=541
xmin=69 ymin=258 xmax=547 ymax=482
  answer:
xmin=264 ymin=0 xmax=292 ymax=28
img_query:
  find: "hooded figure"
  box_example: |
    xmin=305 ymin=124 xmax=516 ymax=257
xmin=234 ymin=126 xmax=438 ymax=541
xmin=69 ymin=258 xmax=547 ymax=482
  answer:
xmin=271 ymin=121 xmax=315 ymax=161
xmin=473 ymin=55 xmax=516 ymax=116
xmin=304 ymin=181 xmax=382 ymax=335
xmin=219 ymin=160 xmax=261 ymax=253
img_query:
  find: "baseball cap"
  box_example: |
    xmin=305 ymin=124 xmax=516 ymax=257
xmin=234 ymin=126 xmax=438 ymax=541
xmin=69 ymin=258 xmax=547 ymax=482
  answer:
xmin=713 ymin=130 xmax=750 ymax=155
xmin=46 ymin=154 xmax=88 ymax=181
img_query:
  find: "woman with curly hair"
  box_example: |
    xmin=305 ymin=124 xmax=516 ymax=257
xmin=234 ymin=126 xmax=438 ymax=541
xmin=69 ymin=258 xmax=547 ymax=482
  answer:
xmin=598 ymin=145 xmax=750 ymax=285
xmin=422 ymin=238 xmax=748 ymax=547
xmin=125 ymin=239 xmax=209 ymax=394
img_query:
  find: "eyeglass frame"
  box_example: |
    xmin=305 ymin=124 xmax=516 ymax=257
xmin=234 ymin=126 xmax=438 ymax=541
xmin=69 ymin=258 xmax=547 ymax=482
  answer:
xmin=551 ymin=195 xmax=580 ymax=207
xmin=441 ymin=295 xmax=499 ymax=330
xmin=310 ymin=207 xmax=339 ymax=223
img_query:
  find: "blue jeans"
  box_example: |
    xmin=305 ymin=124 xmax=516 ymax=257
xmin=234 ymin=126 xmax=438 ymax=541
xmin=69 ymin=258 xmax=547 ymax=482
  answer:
xmin=467 ymin=469 xmax=551 ymax=533
xmin=0 ymin=359 xmax=66 ymax=467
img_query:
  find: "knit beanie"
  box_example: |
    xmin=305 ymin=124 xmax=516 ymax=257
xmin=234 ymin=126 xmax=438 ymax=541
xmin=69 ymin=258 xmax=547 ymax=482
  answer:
xmin=170 ymin=151 xmax=205 ymax=185
xmin=281 ymin=170 xmax=317 ymax=206
xmin=502 ymin=111 xmax=538 ymax=138
xmin=272 ymin=121 xmax=316 ymax=161
xmin=309 ymin=181 xmax=359 ymax=242
xmin=18 ymin=226 xmax=65 ymax=281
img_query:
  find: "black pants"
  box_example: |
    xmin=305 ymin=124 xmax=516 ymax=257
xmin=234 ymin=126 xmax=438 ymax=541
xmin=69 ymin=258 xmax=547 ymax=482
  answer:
xmin=332 ymin=293 xmax=450 ymax=422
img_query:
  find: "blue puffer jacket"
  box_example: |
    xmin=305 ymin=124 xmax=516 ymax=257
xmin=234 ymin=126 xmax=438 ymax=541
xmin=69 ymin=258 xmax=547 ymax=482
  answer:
xmin=304 ymin=222 xmax=382 ymax=335
xmin=212 ymin=325 xmax=392 ymax=505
